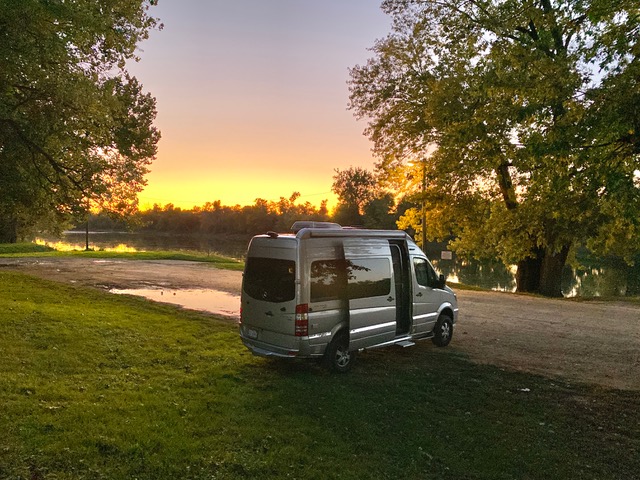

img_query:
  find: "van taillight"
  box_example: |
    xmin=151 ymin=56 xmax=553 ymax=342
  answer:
xmin=295 ymin=304 xmax=309 ymax=337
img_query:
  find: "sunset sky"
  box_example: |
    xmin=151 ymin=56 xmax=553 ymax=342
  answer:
xmin=127 ymin=1 xmax=391 ymax=211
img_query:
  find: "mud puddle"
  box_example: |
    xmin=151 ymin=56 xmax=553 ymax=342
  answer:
xmin=110 ymin=287 xmax=240 ymax=320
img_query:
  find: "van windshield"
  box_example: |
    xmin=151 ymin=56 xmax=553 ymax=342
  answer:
xmin=244 ymin=257 xmax=295 ymax=303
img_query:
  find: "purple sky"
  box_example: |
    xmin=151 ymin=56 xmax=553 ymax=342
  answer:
xmin=128 ymin=1 xmax=391 ymax=209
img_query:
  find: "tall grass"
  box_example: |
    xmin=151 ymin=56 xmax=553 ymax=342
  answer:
xmin=1 ymin=271 xmax=638 ymax=479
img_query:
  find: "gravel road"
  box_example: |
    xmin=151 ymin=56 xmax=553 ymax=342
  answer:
xmin=2 ymin=257 xmax=639 ymax=390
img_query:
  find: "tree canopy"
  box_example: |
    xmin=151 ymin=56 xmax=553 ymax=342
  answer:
xmin=0 ymin=0 xmax=161 ymax=242
xmin=331 ymin=167 xmax=377 ymax=225
xmin=331 ymin=166 xmax=400 ymax=228
xmin=349 ymin=0 xmax=640 ymax=296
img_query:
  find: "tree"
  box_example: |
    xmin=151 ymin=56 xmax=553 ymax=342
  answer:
xmin=363 ymin=192 xmax=397 ymax=229
xmin=0 ymin=0 xmax=161 ymax=242
xmin=331 ymin=167 xmax=378 ymax=225
xmin=349 ymin=0 xmax=640 ymax=297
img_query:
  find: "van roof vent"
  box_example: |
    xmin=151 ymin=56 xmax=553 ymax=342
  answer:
xmin=291 ymin=221 xmax=342 ymax=233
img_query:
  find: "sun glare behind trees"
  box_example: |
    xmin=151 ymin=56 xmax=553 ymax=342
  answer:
xmin=348 ymin=0 xmax=640 ymax=297
xmin=1 ymin=0 xmax=638 ymax=299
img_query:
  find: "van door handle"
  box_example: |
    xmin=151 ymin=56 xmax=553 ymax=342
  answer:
xmin=387 ymin=296 xmax=394 ymax=302
xmin=416 ymin=292 xmax=423 ymax=297
xmin=265 ymin=311 xmax=273 ymax=317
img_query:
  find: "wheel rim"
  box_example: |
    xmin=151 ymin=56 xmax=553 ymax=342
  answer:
xmin=335 ymin=346 xmax=350 ymax=368
xmin=440 ymin=321 xmax=451 ymax=340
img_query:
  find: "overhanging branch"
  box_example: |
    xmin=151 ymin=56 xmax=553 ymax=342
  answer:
xmin=0 ymin=118 xmax=87 ymax=195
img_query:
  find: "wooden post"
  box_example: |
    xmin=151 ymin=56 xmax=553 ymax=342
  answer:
xmin=85 ymin=199 xmax=90 ymax=251
xmin=85 ymin=215 xmax=90 ymax=251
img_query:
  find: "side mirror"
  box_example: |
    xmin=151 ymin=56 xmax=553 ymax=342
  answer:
xmin=437 ymin=274 xmax=446 ymax=289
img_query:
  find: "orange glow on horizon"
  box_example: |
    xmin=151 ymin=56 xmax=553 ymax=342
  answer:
xmin=135 ymin=120 xmax=361 ymax=212
xmin=137 ymin=177 xmax=339 ymax=212
xmin=126 ymin=2 xmax=391 ymax=215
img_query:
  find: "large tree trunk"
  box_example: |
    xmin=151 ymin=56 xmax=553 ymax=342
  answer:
xmin=626 ymin=262 xmax=640 ymax=296
xmin=538 ymin=245 xmax=570 ymax=297
xmin=0 ymin=217 xmax=18 ymax=243
xmin=515 ymin=247 xmax=543 ymax=293
xmin=516 ymin=245 xmax=570 ymax=297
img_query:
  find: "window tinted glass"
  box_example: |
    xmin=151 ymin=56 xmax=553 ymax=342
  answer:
xmin=414 ymin=258 xmax=438 ymax=288
xmin=414 ymin=258 xmax=429 ymax=287
xmin=347 ymin=258 xmax=391 ymax=299
xmin=311 ymin=260 xmax=343 ymax=302
xmin=244 ymin=257 xmax=295 ymax=303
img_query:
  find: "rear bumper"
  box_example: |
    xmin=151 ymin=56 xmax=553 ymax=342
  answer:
xmin=239 ymin=327 xmax=326 ymax=359
xmin=241 ymin=335 xmax=299 ymax=358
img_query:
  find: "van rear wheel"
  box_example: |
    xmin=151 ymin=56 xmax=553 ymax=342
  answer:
xmin=432 ymin=313 xmax=453 ymax=347
xmin=324 ymin=332 xmax=355 ymax=373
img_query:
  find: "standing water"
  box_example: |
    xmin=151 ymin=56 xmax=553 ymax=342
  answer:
xmin=39 ymin=231 xmax=638 ymax=297
xmin=110 ymin=287 xmax=240 ymax=320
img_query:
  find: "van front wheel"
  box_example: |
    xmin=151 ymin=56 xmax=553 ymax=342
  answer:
xmin=324 ymin=333 xmax=355 ymax=373
xmin=432 ymin=314 xmax=453 ymax=347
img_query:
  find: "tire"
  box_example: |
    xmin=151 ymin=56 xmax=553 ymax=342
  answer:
xmin=432 ymin=313 xmax=453 ymax=347
xmin=323 ymin=332 xmax=356 ymax=373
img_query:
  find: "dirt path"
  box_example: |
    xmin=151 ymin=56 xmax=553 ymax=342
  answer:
xmin=2 ymin=257 xmax=639 ymax=390
xmin=0 ymin=257 xmax=241 ymax=293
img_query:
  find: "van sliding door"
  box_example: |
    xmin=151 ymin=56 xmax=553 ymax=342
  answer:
xmin=343 ymin=239 xmax=397 ymax=350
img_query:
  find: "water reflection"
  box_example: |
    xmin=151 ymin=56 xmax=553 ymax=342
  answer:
xmin=38 ymin=231 xmax=250 ymax=259
xmin=39 ymin=232 xmax=637 ymax=298
xmin=110 ymin=287 xmax=240 ymax=320
xmin=433 ymin=255 xmax=637 ymax=297
xmin=434 ymin=257 xmax=517 ymax=293
xmin=567 ymin=265 xmax=630 ymax=297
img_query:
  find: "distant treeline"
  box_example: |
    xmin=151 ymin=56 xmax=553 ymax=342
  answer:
xmin=79 ymin=193 xmax=407 ymax=237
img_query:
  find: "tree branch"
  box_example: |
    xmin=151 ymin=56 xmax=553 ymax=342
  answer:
xmin=496 ymin=162 xmax=518 ymax=210
xmin=0 ymin=118 xmax=87 ymax=194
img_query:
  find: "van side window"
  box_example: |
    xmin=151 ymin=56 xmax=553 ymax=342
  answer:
xmin=311 ymin=258 xmax=392 ymax=301
xmin=244 ymin=257 xmax=295 ymax=303
xmin=414 ymin=257 xmax=438 ymax=288
xmin=347 ymin=258 xmax=391 ymax=299
xmin=311 ymin=260 xmax=343 ymax=302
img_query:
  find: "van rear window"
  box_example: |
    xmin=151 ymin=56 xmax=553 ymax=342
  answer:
xmin=244 ymin=257 xmax=295 ymax=303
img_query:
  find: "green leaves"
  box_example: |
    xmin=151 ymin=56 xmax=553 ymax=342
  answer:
xmin=0 ymin=0 xmax=160 ymax=241
xmin=350 ymin=0 xmax=640 ymax=293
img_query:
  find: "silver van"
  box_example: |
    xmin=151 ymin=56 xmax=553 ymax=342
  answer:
xmin=239 ymin=222 xmax=459 ymax=372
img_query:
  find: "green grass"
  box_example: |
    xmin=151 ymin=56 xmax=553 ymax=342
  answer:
xmin=0 ymin=242 xmax=244 ymax=271
xmin=0 ymin=242 xmax=55 ymax=254
xmin=1 ymin=271 xmax=639 ymax=480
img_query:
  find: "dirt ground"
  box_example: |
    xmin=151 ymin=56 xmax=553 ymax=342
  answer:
xmin=2 ymin=257 xmax=639 ymax=391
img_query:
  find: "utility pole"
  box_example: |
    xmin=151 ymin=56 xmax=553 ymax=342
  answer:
xmin=421 ymin=158 xmax=427 ymax=249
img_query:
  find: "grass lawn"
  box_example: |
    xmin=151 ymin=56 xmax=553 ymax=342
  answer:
xmin=1 ymin=270 xmax=639 ymax=480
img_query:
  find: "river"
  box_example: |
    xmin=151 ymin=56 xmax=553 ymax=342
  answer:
xmin=38 ymin=231 xmax=637 ymax=298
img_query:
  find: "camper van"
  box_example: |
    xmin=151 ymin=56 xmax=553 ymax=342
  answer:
xmin=239 ymin=222 xmax=458 ymax=372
